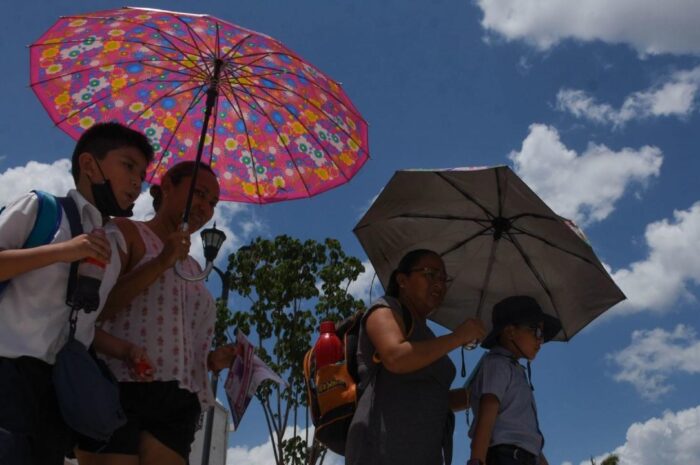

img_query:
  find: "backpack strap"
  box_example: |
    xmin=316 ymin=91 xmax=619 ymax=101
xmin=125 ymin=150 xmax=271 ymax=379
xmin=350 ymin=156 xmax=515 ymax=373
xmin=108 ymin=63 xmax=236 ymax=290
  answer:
xmin=56 ymin=196 xmax=83 ymax=337
xmin=0 ymin=191 xmax=64 ymax=295
xmin=25 ymin=190 xmax=63 ymax=248
xmin=356 ymin=295 xmax=414 ymax=392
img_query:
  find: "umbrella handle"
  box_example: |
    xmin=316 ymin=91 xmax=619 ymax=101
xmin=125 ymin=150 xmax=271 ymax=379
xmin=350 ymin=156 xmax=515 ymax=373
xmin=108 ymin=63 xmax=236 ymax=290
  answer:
xmin=175 ymin=259 xmax=214 ymax=282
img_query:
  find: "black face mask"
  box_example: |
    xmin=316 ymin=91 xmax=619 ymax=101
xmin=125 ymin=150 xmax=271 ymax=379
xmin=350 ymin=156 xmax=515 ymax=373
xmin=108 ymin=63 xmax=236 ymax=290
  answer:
xmin=90 ymin=158 xmax=134 ymax=218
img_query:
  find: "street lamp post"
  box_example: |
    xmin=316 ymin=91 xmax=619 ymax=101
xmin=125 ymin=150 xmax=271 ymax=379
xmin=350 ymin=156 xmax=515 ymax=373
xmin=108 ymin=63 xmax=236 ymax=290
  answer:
xmin=197 ymin=223 xmax=229 ymax=465
xmin=201 ymin=263 xmax=230 ymax=465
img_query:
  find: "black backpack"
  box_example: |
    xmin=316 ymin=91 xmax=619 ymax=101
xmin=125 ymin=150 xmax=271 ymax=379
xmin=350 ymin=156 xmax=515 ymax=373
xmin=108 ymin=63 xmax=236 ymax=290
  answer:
xmin=303 ymin=297 xmax=412 ymax=455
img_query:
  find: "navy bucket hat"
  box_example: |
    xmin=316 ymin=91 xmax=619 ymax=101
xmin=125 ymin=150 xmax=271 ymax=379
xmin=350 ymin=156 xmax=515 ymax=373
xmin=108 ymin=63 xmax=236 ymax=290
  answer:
xmin=481 ymin=296 xmax=562 ymax=349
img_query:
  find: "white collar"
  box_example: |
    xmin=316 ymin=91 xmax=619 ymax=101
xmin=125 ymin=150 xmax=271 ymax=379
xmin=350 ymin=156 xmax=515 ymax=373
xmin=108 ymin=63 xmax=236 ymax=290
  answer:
xmin=67 ymin=189 xmax=104 ymax=228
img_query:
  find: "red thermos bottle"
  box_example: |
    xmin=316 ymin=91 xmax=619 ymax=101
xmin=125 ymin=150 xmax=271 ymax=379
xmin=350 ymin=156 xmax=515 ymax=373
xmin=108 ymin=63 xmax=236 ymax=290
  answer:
xmin=314 ymin=321 xmax=343 ymax=369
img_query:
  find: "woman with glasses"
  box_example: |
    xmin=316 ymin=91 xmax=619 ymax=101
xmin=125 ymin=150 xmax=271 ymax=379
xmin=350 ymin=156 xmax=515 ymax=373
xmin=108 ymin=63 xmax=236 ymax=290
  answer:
xmin=346 ymin=249 xmax=486 ymax=465
xmin=466 ymin=296 xmax=562 ymax=465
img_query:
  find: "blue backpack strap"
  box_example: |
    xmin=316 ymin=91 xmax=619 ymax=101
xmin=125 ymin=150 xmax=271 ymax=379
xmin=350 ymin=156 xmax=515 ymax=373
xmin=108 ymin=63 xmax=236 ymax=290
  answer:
xmin=0 ymin=191 xmax=64 ymax=296
xmin=24 ymin=190 xmax=63 ymax=248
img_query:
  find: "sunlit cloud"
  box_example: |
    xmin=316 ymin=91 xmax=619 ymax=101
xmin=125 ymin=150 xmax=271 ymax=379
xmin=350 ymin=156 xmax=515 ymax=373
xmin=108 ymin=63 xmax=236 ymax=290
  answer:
xmin=345 ymin=259 xmax=383 ymax=305
xmin=508 ymin=124 xmax=662 ymax=226
xmin=226 ymin=426 xmax=343 ymax=465
xmin=608 ymin=325 xmax=700 ymax=400
xmin=556 ymin=66 xmax=700 ymax=127
xmin=610 ymin=202 xmax=700 ymax=315
xmin=477 ymin=0 xmax=700 ymax=56
xmin=569 ymin=405 xmax=700 ymax=464
xmin=0 ymin=158 xmax=73 ymax=204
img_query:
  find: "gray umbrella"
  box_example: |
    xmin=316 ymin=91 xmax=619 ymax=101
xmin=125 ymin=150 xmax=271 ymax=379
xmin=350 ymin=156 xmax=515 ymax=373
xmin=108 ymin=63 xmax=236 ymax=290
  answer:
xmin=353 ymin=166 xmax=625 ymax=341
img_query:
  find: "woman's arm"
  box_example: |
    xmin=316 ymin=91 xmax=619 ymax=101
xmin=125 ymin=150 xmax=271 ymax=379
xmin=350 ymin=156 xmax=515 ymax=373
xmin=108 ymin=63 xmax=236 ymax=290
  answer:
xmin=92 ymin=328 xmax=153 ymax=381
xmin=365 ymin=306 xmax=485 ymax=374
xmin=470 ymin=394 xmax=500 ymax=463
xmin=449 ymin=387 xmax=470 ymax=411
xmin=98 ymin=221 xmax=190 ymax=321
xmin=207 ymin=344 xmax=238 ymax=373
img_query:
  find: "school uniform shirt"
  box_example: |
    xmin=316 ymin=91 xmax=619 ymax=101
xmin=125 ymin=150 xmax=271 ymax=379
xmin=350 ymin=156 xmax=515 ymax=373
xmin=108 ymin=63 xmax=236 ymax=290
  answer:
xmin=99 ymin=221 xmax=216 ymax=409
xmin=468 ymin=345 xmax=544 ymax=457
xmin=0 ymin=189 xmax=124 ymax=364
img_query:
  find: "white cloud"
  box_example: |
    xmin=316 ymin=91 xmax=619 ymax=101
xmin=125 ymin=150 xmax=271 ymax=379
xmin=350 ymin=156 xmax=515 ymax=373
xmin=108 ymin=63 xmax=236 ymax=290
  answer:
xmin=346 ymin=259 xmax=383 ymax=304
xmin=557 ymin=66 xmax=700 ymax=126
xmin=477 ymin=0 xmax=700 ymax=56
xmin=226 ymin=426 xmax=343 ymax=465
xmin=611 ymin=202 xmax=700 ymax=315
xmin=573 ymin=405 xmax=700 ymax=465
xmin=0 ymin=158 xmax=74 ymax=204
xmin=508 ymin=124 xmax=662 ymax=225
xmin=608 ymin=325 xmax=700 ymax=400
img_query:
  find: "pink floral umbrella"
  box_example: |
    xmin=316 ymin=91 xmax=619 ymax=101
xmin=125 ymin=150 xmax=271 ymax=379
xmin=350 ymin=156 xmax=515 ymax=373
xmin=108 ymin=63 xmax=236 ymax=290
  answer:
xmin=30 ymin=7 xmax=369 ymax=217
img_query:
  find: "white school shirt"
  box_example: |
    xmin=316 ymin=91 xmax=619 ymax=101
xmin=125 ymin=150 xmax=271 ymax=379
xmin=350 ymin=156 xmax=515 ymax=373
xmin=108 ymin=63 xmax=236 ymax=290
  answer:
xmin=0 ymin=189 xmax=124 ymax=364
xmin=100 ymin=221 xmax=216 ymax=408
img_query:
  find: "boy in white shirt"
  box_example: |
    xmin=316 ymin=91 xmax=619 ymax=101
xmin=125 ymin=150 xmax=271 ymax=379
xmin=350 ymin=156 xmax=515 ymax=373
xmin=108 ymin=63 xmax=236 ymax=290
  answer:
xmin=0 ymin=122 xmax=154 ymax=465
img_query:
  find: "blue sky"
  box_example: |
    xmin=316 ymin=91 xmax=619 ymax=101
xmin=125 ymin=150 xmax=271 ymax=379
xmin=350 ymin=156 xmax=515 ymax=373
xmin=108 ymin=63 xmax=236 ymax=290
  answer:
xmin=2 ymin=1 xmax=699 ymax=464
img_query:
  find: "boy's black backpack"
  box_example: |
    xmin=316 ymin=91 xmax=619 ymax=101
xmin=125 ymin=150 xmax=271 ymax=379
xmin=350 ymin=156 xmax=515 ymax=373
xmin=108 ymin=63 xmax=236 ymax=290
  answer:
xmin=303 ymin=298 xmax=412 ymax=456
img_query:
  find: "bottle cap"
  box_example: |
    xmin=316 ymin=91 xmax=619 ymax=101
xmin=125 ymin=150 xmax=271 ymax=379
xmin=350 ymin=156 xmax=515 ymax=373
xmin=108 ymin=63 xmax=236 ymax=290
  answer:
xmin=319 ymin=320 xmax=336 ymax=333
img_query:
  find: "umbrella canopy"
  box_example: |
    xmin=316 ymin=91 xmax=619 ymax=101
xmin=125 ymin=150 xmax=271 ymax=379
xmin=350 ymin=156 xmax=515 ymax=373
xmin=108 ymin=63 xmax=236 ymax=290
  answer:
xmin=30 ymin=7 xmax=368 ymax=204
xmin=353 ymin=166 xmax=626 ymax=342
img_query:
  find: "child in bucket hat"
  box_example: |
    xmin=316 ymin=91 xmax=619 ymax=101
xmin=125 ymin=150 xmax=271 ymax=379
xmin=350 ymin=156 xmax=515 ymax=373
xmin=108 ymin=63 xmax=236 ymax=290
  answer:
xmin=467 ymin=296 xmax=561 ymax=465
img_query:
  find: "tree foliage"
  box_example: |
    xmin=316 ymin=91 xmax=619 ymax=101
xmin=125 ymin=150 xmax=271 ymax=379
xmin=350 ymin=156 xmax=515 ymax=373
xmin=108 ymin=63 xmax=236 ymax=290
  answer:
xmin=601 ymin=455 xmax=620 ymax=465
xmin=591 ymin=454 xmax=620 ymax=465
xmin=224 ymin=235 xmax=366 ymax=464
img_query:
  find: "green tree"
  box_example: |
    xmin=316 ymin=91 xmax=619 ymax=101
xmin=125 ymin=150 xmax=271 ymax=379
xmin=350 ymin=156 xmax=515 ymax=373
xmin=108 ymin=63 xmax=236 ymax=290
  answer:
xmin=224 ymin=235 xmax=366 ymax=465
xmin=601 ymin=454 xmax=620 ymax=465
xmin=591 ymin=454 xmax=620 ymax=465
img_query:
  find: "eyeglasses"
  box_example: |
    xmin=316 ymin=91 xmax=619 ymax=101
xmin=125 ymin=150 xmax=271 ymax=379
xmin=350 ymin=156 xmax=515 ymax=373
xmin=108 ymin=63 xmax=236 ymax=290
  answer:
xmin=409 ymin=267 xmax=454 ymax=285
xmin=521 ymin=324 xmax=544 ymax=340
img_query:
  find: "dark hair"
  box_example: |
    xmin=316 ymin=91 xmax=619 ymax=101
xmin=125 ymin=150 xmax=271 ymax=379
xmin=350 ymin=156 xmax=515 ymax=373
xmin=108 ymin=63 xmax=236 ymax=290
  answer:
xmin=71 ymin=122 xmax=154 ymax=182
xmin=386 ymin=249 xmax=439 ymax=297
xmin=149 ymin=161 xmax=216 ymax=212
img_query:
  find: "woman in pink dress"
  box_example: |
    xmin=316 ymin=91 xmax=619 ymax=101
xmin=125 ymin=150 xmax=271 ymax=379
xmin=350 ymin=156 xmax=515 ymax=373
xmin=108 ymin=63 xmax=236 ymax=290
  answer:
xmin=77 ymin=161 xmax=236 ymax=465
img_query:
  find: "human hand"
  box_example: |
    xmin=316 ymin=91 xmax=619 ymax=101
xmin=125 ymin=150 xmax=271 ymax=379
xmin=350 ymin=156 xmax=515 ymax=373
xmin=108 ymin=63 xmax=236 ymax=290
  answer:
xmin=454 ymin=318 xmax=486 ymax=348
xmin=124 ymin=345 xmax=154 ymax=381
xmin=208 ymin=344 xmax=239 ymax=373
xmin=157 ymin=229 xmax=191 ymax=269
xmin=58 ymin=229 xmax=111 ymax=264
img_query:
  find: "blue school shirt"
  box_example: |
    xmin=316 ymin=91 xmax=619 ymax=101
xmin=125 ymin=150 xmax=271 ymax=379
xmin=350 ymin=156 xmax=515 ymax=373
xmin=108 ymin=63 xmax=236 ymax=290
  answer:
xmin=468 ymin=345 xmax=544 ymax=456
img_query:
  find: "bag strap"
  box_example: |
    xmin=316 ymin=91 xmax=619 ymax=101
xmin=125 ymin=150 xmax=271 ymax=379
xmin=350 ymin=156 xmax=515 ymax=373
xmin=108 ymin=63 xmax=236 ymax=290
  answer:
xmin=26 ymin=191 xmax=63 ymax=248
xmin=356 ymin=296 xmax=414 ymax=395
xmin=56 ymin=196 xmax=83 ymax=339
xmin=0 ymin=191 xmax=64 ymax=295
